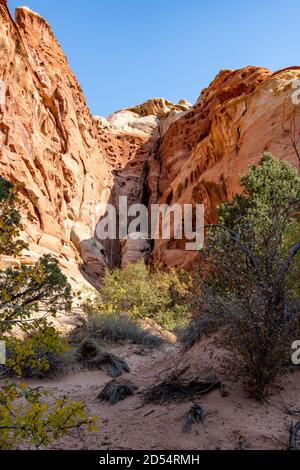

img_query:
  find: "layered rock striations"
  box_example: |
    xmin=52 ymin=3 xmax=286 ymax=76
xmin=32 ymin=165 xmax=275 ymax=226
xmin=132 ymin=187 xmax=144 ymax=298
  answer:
xmin=1 ymin=2 xmax=300 ymax=287
xmin=152 ymin=66 xmax=300 ymax=268
xmin=94 ymin=98 xmax=192 ymax=269
xmin=0 ymin=2 xmax=113 ymax=286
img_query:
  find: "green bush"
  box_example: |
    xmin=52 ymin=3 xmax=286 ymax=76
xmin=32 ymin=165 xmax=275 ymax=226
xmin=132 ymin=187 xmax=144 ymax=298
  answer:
xmin=0 ymin=176 xmax=97 ymax=448
xmin=85 ymin=260 xmax=191 ymax=331
xmin=4 ymin=327 xmax=68 ymax=377
xmin=0 ymin=176 xmax=72 ymax=375
xmin=191 ymin=153 xmax=300 ymax=400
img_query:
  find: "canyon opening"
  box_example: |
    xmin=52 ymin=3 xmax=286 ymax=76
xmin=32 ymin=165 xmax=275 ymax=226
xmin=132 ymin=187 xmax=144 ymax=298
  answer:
xmin=0 ymin=0 xmax=300 ymax=463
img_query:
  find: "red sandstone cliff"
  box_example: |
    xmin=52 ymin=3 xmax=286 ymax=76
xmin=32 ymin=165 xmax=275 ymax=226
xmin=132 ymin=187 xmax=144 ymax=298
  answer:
xmin=0 ymin=2 xmax=114 ymax=287
xmin=152 ymin=66 xmax=300 ymax=268
xmin=1 ymin=2 xmax=299 ymax=287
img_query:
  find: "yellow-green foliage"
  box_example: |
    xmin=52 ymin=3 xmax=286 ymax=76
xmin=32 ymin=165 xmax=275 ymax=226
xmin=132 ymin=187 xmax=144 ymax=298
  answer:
xmin=87 ymin=260 xmax=191 ymax=331
xmin=0 ymin=383 xmax=98 ymax=449
xmin=0 ymin=176 xmax=98 ymax=449
xmin=5 ymin=326 xmax=68 ymax=376
xmin=0 ymin=176 xmax=71 ymax=376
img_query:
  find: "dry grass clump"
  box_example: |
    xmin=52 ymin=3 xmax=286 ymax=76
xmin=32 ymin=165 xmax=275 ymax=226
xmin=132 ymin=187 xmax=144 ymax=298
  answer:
xmin=182 ymin=404 xmax=204 ymax=433
xmin=143 ymin=370 xmax=226 ymax=405
xmin=289 ymin=420 xmax=300 ymax=450
xmin=77 ymin=338 xmax=130 ymax=378
xmin=98 ymin=379 xmax=138 ymax=405
xmin=87 ymin=312 xmax=164 ymax=347
xmin=77 ymin=338 xmax=99 ymax=360
xmin=178 ymin=316 xmax=217 ymax=352
xmin=96 ymin=352 xmax=130 ymax=377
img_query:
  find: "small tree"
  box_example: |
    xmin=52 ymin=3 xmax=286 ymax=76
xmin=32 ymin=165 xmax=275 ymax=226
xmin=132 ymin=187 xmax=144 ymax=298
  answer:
xmin=0 ymin=176 xmax=97 ymax=447
xmin=0 ymin=176 xmax=28 ymax=256
xmin=192 ymin=153 xmax=300 ymax=400
xmin=0 ymin=383 xmax=97 ymax=450
xmin=0 ymin=176 xmax=71 ymax=374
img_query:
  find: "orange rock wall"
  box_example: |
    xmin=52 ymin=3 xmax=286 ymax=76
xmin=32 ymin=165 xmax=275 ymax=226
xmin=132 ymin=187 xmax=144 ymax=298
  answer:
xmin=1 ymin=3 xmax=300 ymax=286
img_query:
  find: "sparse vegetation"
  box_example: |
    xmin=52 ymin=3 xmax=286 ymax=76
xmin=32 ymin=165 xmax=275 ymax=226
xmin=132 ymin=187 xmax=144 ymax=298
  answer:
xmin=84 ymin=260 xmax=191 ymax=331
xmin=98 ymin=379 xmax=138 ymax=404
xmin=143 ymin=369 xmax=226 ymax=405
xmin=1 ymin=152 xmax=299 ymax=450
xmin=188 ymin=154 xmax=300 ymax=400
xmin=86 ymin=311 xmax=164 ymax=347
xmin=0 ymin=177 xmax=97 ymax=448
xmin=77 ymin=338 xmax=130 ymax=377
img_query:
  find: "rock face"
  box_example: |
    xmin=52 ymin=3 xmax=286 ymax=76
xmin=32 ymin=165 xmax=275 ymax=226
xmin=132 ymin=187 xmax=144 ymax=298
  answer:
xmin=0 ymin=3 xmax=113 ymax=287
xmin=0 ymin=3 xmax=299 ymax=287
xmin=94 ymin=98 xmax=192 ymax=269
xmin=151 ymin=66 xmax=300 ymax=268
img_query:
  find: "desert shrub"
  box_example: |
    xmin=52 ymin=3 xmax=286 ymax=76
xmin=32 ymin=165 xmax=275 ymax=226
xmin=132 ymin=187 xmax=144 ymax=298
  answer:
xmin=0 ymin=383 xmax=97 ymax=449
xmin=191 ymin=153 xmax=300 ymax=400
xmin=5 ymin=346 xmax=78 ymax=379
xmin=0 ymin=177 xmax=96 ymax=448
xmin=86 ymin=312 xmax=164 ymax=347
xmin=0 ymin=254 xmax=72 ymax=376
xmin=283 ymin=219 xmax=300 ymax=298
xmin=0 ymin=176 xmax=28 ymax=256
xmin=177 ymin=314 xmax=218 ymax=351
xmin=98 ymin=379 xmax=138 ymax=404
xmin=0 ymin=176 xmax=72 ymax=375
xmin=182 ymin=404 xmax=204 ymax=433
xmin=77 ymin=338 xmax=130 ymax=378
xmin=3 ymin=326 xmax=69 ymax=378
xmin=84 ymin=260 xmax=191 ymax=331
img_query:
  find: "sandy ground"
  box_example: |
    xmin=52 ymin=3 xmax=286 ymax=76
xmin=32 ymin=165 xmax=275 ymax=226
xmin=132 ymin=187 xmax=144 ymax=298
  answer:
xmin=21 ymin=338 xmax=300 ymax=450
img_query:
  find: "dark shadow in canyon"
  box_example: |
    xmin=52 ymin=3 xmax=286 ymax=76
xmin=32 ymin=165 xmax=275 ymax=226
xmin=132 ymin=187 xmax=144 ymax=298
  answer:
xmin=79 ymin=131 xmax=161 ymax=288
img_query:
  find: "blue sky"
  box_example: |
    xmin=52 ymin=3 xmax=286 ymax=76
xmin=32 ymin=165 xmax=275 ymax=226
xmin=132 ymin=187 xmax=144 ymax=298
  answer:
xmin=7 ymin=0 xmax=300 ymax=116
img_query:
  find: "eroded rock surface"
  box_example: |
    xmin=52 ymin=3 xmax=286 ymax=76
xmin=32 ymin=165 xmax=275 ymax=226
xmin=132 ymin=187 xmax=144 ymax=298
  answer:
xmin=0 ymin=3 xmax=113 ymax=287
xmin=1 ymin=2 xmax=299 ymax=287
xmin=152 ymin=66 xmax=300 ymax=268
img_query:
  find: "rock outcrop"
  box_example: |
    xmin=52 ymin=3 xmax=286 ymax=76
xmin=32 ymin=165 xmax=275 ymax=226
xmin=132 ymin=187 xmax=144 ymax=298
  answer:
xmin=1 ymin=2 xmax=299 ymax=287
xmin=151 ymin=66 xmax=300 ymax=268
xmin=94 ymin=98 xmax=191 ymax=269
xmin=0 ymin=2 xmax=113 ymax=287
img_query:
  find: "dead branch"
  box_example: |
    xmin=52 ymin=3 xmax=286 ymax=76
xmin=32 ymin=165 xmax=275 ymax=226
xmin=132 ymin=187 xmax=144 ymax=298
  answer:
xmin=289 ymin=420 xmax=300 ymax=450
